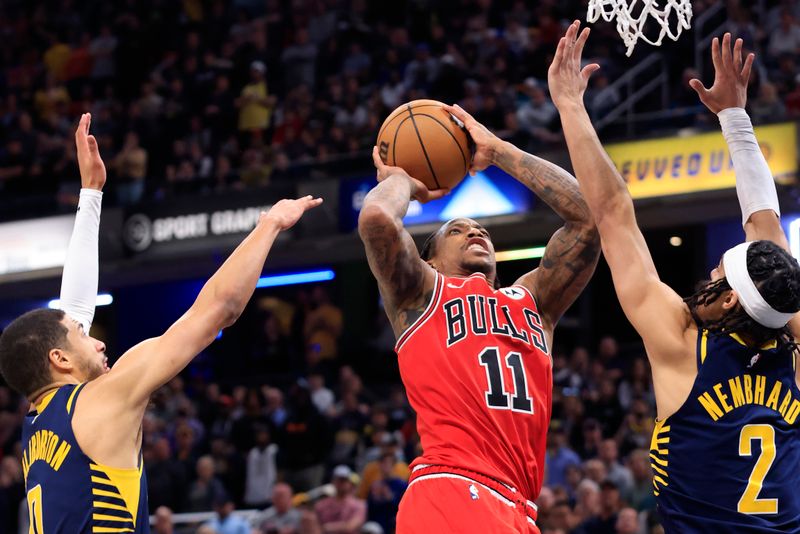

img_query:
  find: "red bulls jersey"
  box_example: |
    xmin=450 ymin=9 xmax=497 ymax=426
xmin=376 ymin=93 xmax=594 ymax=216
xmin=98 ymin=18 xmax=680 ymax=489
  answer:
xmin=396 ymin=272 xmax=553 ymax=501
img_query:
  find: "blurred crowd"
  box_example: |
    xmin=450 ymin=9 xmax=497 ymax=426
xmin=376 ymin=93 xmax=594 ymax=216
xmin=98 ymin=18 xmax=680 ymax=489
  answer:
xmin=1 ymin=0 xmax=799 ymax=218
xmin=1 ymin=283 xmax=664 ymax=534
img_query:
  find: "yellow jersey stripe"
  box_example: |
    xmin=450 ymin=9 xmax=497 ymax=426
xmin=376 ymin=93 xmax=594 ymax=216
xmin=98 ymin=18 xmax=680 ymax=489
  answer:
xmin=92 ymin=528 xmax=134 ymax=533
xmin=654 ymin=475 xmax=669 ymax=487
xmin=92 ymin=513 xmax=133 ymax=522
xmin=93 ymin=502 xmax=131 ymax=513
xmin=651 ymin=463 xmax=668 ymax=477
xmin=700 ymin=331 xmax=708 ymax=364
xmin=66 ymin=383 xmax=85 ymax=414
xmin=649 ymin=454 xmax=668 ymax=466
xmin=92 ymin=489 xmax=123 ymax=498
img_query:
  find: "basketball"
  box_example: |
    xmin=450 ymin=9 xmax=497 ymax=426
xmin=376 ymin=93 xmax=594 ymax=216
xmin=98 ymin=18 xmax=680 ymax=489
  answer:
xmin=376 ymin=99 xmax=473 ymax=191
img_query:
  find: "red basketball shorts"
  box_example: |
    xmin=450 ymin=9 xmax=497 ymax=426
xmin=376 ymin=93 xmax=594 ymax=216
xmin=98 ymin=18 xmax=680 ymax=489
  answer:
xmin=396 ymin=465 xmax=540 ymax=534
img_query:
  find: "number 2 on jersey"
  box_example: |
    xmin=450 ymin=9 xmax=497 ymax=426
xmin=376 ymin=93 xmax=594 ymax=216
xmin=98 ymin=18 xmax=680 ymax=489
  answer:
xmin=738 ymin=424 xmax=778 ymax=515
xmin=479 ymin=347 xmax=533 ymax=413
xmin=27 ymin=484 xmax=44 ymax=534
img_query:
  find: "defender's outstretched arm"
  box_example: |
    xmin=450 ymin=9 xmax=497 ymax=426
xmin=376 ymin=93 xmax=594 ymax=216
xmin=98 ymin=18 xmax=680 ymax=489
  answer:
xmin=548 ymin=21 xmax=689 ymax=359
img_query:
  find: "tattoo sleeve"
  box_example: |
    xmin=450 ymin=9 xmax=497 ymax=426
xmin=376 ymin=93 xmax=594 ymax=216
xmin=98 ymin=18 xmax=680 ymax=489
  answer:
xmin=495 ymin=141 xmax=601 ymax=328
xmin=358 ymin=174 xmax=433 ymax=337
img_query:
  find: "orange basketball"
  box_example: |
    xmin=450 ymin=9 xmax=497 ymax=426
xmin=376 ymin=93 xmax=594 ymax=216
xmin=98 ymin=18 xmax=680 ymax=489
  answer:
xmin=376 ymin=99 xmax=473 ymax=191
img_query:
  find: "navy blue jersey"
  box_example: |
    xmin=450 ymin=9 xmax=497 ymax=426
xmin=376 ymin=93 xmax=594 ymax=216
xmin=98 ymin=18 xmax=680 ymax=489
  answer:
xmin=652 ymin=331 xmax=800 ymax=533
xmin=22 ymin=383 xmax=149 ymax=533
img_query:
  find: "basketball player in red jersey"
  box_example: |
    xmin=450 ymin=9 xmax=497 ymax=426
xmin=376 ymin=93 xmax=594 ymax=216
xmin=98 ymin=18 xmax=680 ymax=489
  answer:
xmin=359 ymin=115 xmax=600 ymax=532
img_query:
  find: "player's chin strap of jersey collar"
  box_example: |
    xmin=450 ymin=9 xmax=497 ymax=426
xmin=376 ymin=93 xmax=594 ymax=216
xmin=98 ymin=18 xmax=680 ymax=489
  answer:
xmin=723 ymin=242 xmax=795 ymax=329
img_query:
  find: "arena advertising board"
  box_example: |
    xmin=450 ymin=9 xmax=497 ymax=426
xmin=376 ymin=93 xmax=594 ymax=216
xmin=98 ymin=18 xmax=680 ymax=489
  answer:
xmin=607 ymin=122 xmax=797 ymax=199
xmin=122 ymin=187 xmax=293 ymax=256
xmin=340 ymin=166 xmax=536 ymax=231
xmin=0 ymin=214 xmax=74 ymax=276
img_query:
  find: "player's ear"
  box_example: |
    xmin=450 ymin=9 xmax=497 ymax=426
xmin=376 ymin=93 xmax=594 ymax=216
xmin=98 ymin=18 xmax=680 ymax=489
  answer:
xmin=721 ymin=290 xmax=739 ymax=311
xmin=49 ymin=348 xmax=73 ymax=372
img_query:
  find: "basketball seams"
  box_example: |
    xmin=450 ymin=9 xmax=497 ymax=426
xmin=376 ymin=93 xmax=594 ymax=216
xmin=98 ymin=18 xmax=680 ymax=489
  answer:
xmin=377 ymin=104 xmax=447 ymax=144
xmin=413 ymin=112 xmax=469 ymax=176
xmin=406 ymin=104 xmax=441 ymax=189
xmin=392 ymin=116 xmax=414 ymax=166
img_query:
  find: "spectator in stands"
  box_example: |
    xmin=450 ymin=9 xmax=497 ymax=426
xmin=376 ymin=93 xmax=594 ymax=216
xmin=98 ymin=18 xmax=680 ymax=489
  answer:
xmin=236 ymin=61 xmax=275 ymax=134
xmin=315 ymin=465 xmax=367 ymax=534
xmin=767 ymin=9 xmax=800 ymax=58
xmin=281 ymin=384 xmax=331 ymax=491
xmin=304 ymin=286 xmax=343 ymax=361
xmin=357 ymin=432 xmax=408 ymax=499
xmin=627 ymin=450 xmax=656 ymax=512
xmin=112 ymin=131 xmax=148 ymax=205
xmin=186 ymin=456 xmax=228 ymax=512
xmin=574 ymin=480 xmax=623 ymax=534
xmin=545 ymin=423 xmax=582 ymax=489
xmin=309 ymin=372 xmax=335 ymax=416
xmin=0 ymin=457 xmax=23 ymax=533
xmin=366 ymin=452 xmax=408 ymax=533
xmin=153 ymin=506 xmax=174 ymax=534
xmin=614 ymin=508 xmax=639 ymax=534
xmin=203 ymin=495 xmax=250 ymax=534
xmin=254 ymin=482 xmax=301 ymax=534
xmin=598 ymin=440 xmax=634 ymax=502
xmin=244 ymin=425 xmax=278 ymax=508
xmin=281 ymin=28 xmax=318 ymax=90
xmin=573 ymin=479 xmax=602 ymax=526
xmin=750 ymin=82 xmax=786 ymax=124
xmin=146 ymin=437 xmax=188 ymax=512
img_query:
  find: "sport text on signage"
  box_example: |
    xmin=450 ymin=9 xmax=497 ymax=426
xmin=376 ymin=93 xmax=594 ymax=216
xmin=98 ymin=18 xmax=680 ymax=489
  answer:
xmin=124 ymin=205 xmax=272 ymax=252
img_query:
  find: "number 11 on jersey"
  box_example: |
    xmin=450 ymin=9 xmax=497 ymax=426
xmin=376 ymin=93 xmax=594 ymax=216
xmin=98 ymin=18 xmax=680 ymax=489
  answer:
xmin=479 ymin=347 xmax=534 ymax=414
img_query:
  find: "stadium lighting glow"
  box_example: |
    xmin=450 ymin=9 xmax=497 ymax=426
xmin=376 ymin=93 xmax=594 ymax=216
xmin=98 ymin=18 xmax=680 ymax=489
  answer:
xmin=48 ymin=293 xmax=114 ymax=309
xmin=255 ymin=269 xmax=335 ymax=288
xmin=495 ymin=247 xmax=547 ymax=262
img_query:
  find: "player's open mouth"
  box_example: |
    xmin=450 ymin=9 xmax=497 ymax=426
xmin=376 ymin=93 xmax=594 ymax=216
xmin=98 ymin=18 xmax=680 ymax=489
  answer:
xmin=466 ymin=238 xmax=489 ymax=254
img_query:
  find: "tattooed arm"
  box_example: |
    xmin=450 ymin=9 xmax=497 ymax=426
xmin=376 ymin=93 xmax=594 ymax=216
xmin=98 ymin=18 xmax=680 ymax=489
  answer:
xmin=445 ymin=106 xmax=600 ymax=334
xmin=494 ymin=142 xmax=600 ymax=331
xmin=358 ymin=148 xmax=442 ymax=338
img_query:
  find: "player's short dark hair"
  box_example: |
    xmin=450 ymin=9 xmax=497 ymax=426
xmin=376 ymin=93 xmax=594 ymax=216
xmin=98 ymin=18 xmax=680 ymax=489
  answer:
xmin=0 ymin=308 xmax=67 ymax=397
xmin=685 ymin=240 xmax=800 ymax=353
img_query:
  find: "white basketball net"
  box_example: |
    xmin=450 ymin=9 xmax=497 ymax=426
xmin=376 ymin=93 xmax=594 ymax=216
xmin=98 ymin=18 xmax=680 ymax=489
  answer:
xmin=587 ymin=0 xmax=693 ymax=56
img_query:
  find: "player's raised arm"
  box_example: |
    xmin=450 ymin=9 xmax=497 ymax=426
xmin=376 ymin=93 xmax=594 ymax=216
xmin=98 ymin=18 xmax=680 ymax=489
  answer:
xmin=691 ymin=34 xmax=786 ymax=248
xmin=83 ymin=196 xmax=322 ymax=410
xmin=357 ymin=147 xmax=443 ymax=336
xmin=691 ymin=34 xmax=800 ymax=341
xmin=59 ymin=113 xmax=106 ymax=333
xmin=445 ymin=104 xmax=600 ymax=333
xmin=548 ymin=21 xmax=690 ymax=359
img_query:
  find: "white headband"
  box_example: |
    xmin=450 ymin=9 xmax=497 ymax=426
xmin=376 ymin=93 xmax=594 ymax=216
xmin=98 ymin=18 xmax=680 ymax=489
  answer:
xmin=722 ymin=242 xmax=795 ymax=329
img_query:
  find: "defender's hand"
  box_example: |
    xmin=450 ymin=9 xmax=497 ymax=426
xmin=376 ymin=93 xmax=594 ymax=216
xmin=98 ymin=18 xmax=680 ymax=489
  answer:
xmin=689 ymin=33 xmax=754 ymax=114
xmin=75 ymin=113 xmax=107 ymax=191
xmin=547 ymin=20 xmax=600 ymax=111
xmin=372 ymin=146 xmax=448 ymax=204
xmin=442 ymin=103 xmax=500 ymax=175
xmin=262 ymin=196 xmax=323 ymax=231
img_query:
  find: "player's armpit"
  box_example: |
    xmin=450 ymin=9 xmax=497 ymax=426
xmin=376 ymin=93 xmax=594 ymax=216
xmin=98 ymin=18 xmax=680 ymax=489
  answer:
xmin=515 ymin=222 xmax=600 ymax=333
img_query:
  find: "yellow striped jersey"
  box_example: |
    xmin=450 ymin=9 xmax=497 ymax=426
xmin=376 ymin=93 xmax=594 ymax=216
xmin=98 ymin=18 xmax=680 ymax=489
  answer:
xmin=651 ymin=331 xmax=800 ymax=533
xmin=22 ymin=383 xmax=149 ymax=533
